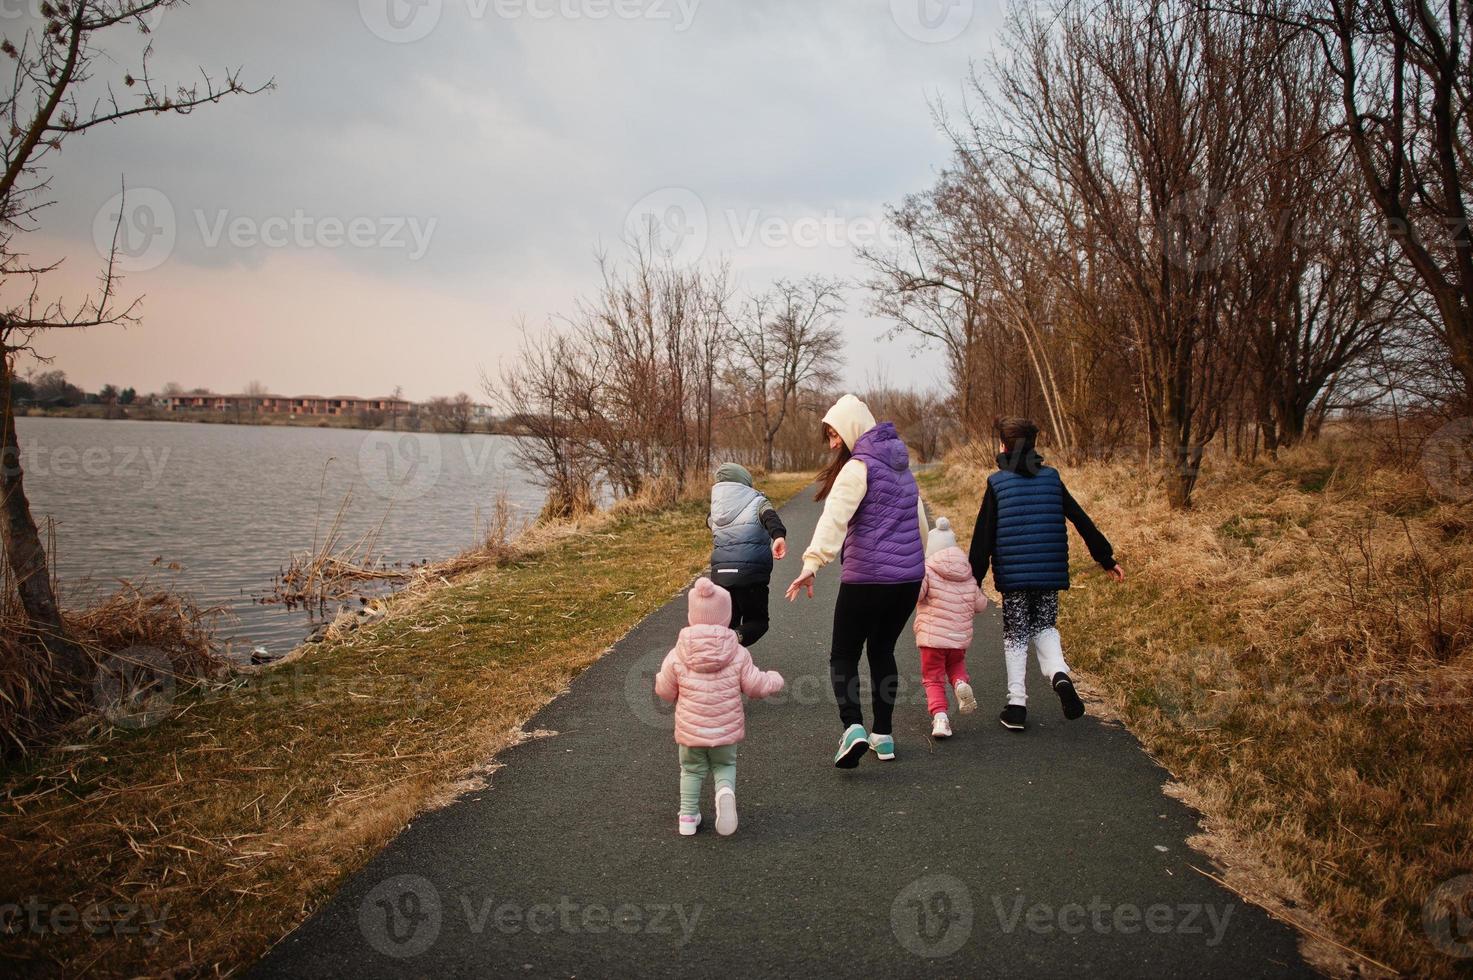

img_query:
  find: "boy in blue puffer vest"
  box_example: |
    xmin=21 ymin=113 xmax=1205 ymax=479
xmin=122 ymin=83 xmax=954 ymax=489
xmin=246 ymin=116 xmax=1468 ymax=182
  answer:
xmin=968 ymin=417 xmax=1125 ymax=731
xmin=709 ymin=463 xmax=788 ymax=646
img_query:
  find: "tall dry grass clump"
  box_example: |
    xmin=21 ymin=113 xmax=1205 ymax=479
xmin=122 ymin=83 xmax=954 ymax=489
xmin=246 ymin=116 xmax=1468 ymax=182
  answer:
xmin=935 ymin=434 xmax=1473 ymax=976
xmin=0 ymin=582 xmax=222 ymax=757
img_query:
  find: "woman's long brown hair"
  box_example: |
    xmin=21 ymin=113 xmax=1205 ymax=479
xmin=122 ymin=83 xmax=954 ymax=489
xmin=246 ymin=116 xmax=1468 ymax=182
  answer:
xmin=814 ymin=423 xmax=852 ymax=501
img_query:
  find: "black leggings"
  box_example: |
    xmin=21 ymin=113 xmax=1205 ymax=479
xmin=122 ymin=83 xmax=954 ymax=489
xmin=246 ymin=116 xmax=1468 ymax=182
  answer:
xmin=727 ymin=582 xmax=770 ymax=647
xmin=829 ymin=580 xmax=922 ymax=736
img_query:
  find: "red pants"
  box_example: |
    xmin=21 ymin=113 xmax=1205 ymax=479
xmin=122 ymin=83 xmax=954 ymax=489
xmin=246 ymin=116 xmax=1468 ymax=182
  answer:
xmin=919 ymin=646 xmax=970 ymax=715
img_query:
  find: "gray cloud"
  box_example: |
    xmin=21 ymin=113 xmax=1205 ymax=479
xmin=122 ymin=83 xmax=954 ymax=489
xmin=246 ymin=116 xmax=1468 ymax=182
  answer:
xmin=13 ymin=0 xmax=1003 ymax=394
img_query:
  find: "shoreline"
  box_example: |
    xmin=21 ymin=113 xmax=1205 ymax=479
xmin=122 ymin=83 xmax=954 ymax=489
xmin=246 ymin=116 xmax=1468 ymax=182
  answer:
xmin=19 ymin=406 xmax=526 ymax=436
xmin=0 ymin=473 xmax=815 ymax=978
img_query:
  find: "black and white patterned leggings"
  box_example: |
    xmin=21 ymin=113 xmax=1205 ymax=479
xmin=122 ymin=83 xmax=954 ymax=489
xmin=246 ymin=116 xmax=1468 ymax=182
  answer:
xmin=1000 ymin=589 xmax=1068 ymax=706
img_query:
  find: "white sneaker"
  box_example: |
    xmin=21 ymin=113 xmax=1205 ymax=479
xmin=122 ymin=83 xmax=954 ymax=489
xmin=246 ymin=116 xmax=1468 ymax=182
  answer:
xmin=954 ymin=680 xmax=977 ymax=715
xmin=714 ymin=786 xmax=738 ymax=836
xmin=678 ymin=813 xmax=701 ymax=836
xmin=931 ymin=712 xmax=953 ymax=738
xmin=867 ymin=732 xmax=896 ymax=760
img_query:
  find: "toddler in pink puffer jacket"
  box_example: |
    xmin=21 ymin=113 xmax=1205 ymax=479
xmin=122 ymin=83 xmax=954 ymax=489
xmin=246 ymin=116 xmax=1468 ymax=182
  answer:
xmin=914 ymin=517 xmax=990 ymax=739
xmin=655 ymin=577 xmax=784 ymax=837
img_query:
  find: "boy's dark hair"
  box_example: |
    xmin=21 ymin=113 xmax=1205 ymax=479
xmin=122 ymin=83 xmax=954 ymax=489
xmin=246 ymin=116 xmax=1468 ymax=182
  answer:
xmin=994 ymin=416 xmax=1039 ymax=455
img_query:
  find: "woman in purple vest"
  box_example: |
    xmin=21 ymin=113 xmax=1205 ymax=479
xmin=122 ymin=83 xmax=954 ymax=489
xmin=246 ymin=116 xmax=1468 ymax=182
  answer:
xmin=785 ymin=394 xmax=929 ymax=768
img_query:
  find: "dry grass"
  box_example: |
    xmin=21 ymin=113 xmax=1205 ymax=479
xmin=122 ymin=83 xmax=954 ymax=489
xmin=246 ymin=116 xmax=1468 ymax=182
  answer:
xmin=0 ymin=472 xmax=812 ymax=978
xmin=920 ymin=440 xmax=1473 ymax=978
xmin=0 ymin=581 xmax=225 ymax=757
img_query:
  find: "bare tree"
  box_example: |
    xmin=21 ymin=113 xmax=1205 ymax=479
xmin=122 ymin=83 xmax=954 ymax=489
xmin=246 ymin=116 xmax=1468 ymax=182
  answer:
xmin=0 ymin=1 xmax=267 ymax=680
xmin=860 ymin=175 xmax=994 ymax=439
xmin=424 ymin=392 xmax=474 ymax=434
xmin=1317 ymin=0 xmax=1473 ymax=409
xmin=726 ymin=276 xmax=845 ymax=471
xmin=974 ymin=0 xmax=1282 ymax=505
xmin=489 ymin=325 xmax=599 ymax=518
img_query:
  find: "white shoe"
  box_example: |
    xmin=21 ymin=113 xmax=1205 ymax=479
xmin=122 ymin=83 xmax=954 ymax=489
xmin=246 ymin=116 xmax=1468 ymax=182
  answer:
xmin=931 ymin=712 xmax=952 ymax=738
xmin=867 ymin=732 xmax=896 ymax=760
xmin=678 ymin=813 xmax=701 ymax=836
xmin=954 ymin=680 xmax=977 ymax=715
xmin=714 ymin=787 xmax=738 ymax=836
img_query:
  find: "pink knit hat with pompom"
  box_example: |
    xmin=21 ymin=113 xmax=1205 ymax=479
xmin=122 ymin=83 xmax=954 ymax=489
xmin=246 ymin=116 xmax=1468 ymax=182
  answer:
xmin=687 ymin=577 xmax=732 ymax=627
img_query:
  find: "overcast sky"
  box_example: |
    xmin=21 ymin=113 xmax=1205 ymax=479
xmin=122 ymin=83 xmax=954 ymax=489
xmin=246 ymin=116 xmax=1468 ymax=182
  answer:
xmin=17 ymin=0 xmax=1005 ymax=400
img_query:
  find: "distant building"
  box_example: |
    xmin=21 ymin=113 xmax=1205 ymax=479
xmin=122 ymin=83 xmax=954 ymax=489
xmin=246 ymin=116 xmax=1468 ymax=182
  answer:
xmin=162 ymin=394 xmax=414 ymax=417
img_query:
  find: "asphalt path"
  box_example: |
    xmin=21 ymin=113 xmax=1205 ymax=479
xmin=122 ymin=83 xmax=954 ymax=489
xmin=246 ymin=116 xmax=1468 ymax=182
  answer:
xmin=254 ymin=485 xmax=1313 ymax=979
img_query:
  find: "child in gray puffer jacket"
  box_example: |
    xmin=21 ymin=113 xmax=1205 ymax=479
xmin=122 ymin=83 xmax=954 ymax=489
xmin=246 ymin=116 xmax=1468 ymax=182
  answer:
xmin=708 ymin=462 xmax=788 ymax=646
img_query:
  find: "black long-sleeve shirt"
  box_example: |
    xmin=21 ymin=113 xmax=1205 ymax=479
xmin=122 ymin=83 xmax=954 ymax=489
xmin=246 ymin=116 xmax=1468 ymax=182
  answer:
xmin=968 ymin=480 xmax=1117 ymax=586
xmin=759 ymin=506 xmax=787 ymax=542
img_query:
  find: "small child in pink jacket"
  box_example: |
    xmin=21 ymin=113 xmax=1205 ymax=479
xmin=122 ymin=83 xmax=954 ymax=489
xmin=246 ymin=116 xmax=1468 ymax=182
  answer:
xmin=914 ymin=518 xmax=989 ymax=739
xmin=655 ymin=577 xmax=784 ymax=836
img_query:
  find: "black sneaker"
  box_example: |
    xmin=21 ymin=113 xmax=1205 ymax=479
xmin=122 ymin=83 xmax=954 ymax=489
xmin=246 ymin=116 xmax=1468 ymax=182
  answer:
xmin=998 ymin=704 xmax=1027 ymax=731
xmin=1053 ymin=672 xmax=1086 ymax=720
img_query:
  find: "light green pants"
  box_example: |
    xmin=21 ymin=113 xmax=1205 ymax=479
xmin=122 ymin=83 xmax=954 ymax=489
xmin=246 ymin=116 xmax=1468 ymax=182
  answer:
xmin=678 ymin=744 xmax=737 ymax=816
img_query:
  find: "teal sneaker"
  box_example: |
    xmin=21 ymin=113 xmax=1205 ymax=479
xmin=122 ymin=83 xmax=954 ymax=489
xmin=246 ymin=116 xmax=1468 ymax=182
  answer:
xmin=868 ymin=732 xmax=896 ymax=761
xmin=834 ymin=724 xmax=870 ymax=769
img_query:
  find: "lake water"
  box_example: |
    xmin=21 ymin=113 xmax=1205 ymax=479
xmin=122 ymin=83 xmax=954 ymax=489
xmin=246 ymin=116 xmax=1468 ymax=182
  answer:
xmin=13 ymin=418 xmax=547 ymax=658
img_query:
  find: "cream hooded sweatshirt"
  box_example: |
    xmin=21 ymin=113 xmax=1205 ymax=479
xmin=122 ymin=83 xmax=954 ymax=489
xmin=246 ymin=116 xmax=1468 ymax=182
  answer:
xmin=801 ymin=394 xmax=929 ymax=577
